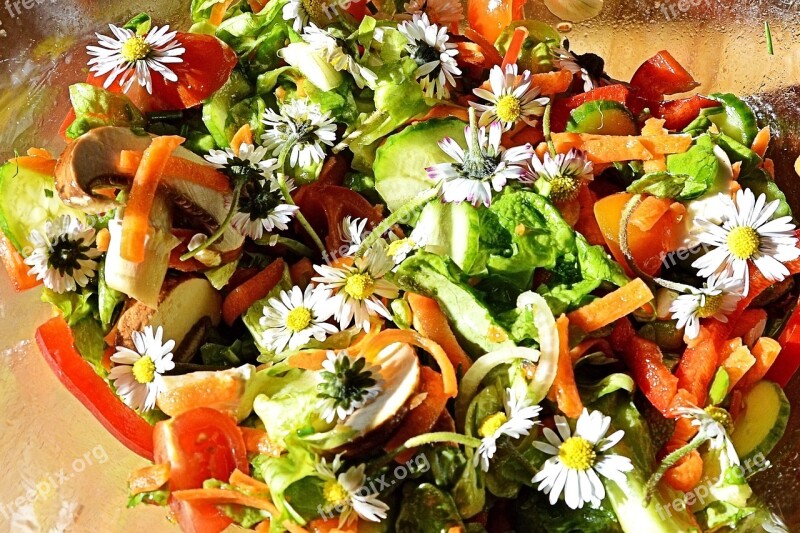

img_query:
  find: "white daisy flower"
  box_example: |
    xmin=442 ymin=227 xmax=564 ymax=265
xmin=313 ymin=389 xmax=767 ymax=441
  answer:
xmin=386 ymin=227 xmax=428 ymax=265
xmin=397 ymin=14 xmax=461 ymax=100
xmin=656 ymin=277 xmax=743 ymax=339
xmin=204 ymin=142 xmax=278 ymax=177
xmin=301 ymin=24 xmax=378 ymax=89
xmin=763 ymin=511 xmax=789 ymax=533
xmin=312 ymin=241 xmax=400 ymax=332
xmin=282 ymin=0 xmax=309 ymax=31
xmin=691 ymin=188 xmax=800 ymax=294
xmin=427 ymin=116 xmax=533 ymax=207
xmin=552 ymin=47 xmax=596 ymax=93
xmin=108 ymin=325 xmax=176 ymax=412
xmin=86 ymin=23 xmax=184 ymax=94
xmin=529 ymin=149 xmax=594 ymax=202
xmin=316 ymin=456 xmax=389 ymax=526
xmin=532 ymin=409 xmax=633 ymax=509
xmin=673 ymin=406 xmax=739 ymax=464
xmin=474 ymin=386 xmax=542 ymax=472
xmin=317 ymin=351 xmax=384 ymax=423
xmin=24 ymin=214 xmax=100 ymax=294
xmin=259 ymin=284 xmax=338 ymax=354
xmin=341 ymin=216 xmax=370 ymax=256
xmin=471 ymin=64 xmax=550 ymax=130
xmin=403 ymin=0 xmax=463 ymax=26
xmin=262 ymin=99 xmax=338 ymax=169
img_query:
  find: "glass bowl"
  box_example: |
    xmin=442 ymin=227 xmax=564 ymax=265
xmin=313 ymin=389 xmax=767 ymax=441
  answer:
xmin=1 ymin=0 xmax=799 ymax=530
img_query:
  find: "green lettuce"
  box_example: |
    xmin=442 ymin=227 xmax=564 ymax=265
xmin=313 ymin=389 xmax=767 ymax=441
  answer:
xmin=253 ymin=441 xmax=319 ymax=526
xmin=665 ymin=134 xmax=720 ymax=200
xmin=65 ymin=84 xmax=145 ymax=139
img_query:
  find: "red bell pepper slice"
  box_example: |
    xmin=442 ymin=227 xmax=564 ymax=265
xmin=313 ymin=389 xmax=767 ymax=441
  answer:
xmin=36 ymin=316 xmax=154 ymax=460
xmin=629 ymin=50 xmax=700 ymax=100
xmin=0 ymin=233 xmax=41 ymax=292
xmin=610 ymin=318 xmax=678 ymax=415
xmin=767 ymin=300 xmax=800 ymax=387
xmin=674 ymin=321 xmax=728 ymax=407
xmin=657 ymin=95 xmax=720 ymax=131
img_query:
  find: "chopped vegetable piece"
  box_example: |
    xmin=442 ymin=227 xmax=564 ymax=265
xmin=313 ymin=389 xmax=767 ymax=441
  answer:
xmin=407 ymin=292 xmax=473 ymax=373
xmin=547 ymin=315 xmax=583 ymax=418
xmin=629 ymin=50 xmax=700 ymax=100
xmin=567 ymin=278 xmax=654 ymax=333
xmin=740 ymin=337 xmax=783 ymax=391
xmin=118 ymin=150 xmax=231 ymax=193
xmin=129 ymin=463 xmax=171 ymax=496
xmin=222 ymin=258 xmax=286 ymax=326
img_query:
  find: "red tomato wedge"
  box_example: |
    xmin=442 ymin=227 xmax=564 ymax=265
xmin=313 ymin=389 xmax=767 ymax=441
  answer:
xmin=551 ymin=84 xmax=631 ymax=131
xmin=154 ymin=407 xmax=249 ymax=533
xmin=629 ymin=50 xmax=700 ymax=101
xmin=87 ymin=33 xmax=237 ymax=112
xmin=35 ymin=316 xmax=154 ymax=460
xmin=657 ymin=95 xmax=720 ymax=131
xmin=768 ymin=299 xmax=800 ymax=387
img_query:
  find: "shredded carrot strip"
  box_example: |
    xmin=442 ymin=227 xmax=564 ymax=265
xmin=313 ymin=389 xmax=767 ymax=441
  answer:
xmin=248 ymin=0 xmax=269 ymax=12
xmin=462 ymin=28 xmax=504 ymax=66
xmin=287 ymin=350 xmax=328 ymax=370
xmin=407 ymin=293 xmax=473 ymax=373
xmin=121 ymin=136 xmax=184 ymax=263
xmin=501 ymin=26 xmax=529 ymax=70
xmin=763 ymin=158 xmax=775 ymax=179
xmin=210 ymin=0 xmax=235 ymax=25
xmin=567 ymin=278 xmax=654 ymax=333
xmin=360 ymin=329 xmax=457 ymax=397
xmin=529 ymin=69 xmax=573 ymax=96
xmin=731 ymin=161 xmax=742 ymax=181
xmin=127 ymin=463 xmax=170 ymax=496
xmin=118 ymin=150 xmax=230 ymax=192
xmin=230 ymin=123 xmax=254 ymax=155
xmin=10 ymin=155 xmax=57 ymax=175
xmin=95 ymin=227 xmax=111 ymax=252
xmin=751 ymin=126 xmax=770 ymax=158
xmin=629 ymin=196 xmax=673 ymax=232
xmin=283 ymin=521 xmax=311 ymax=533
xmin=548 ymin=315 xmax=583 ymax=418
xmin=229 ymin=468 xmax=271 ymax=495
xmin=173 ymin=488 xmax=279 ymax=515
xmin=737 ymin=337 xmax=782 ymax=390
xmin=569 ymin=338 xmax=613 ymax=363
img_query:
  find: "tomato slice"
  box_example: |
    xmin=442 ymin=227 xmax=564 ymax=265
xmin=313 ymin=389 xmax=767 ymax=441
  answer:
xmin=629 ymin=50 xmax=700 ymax=101
xmin=294 ymin=184 xmax=383 ymax=255
xmin=35 ymin=317 xmax=154 ymax=459
xmin=87 ymin=33 xmax=237 ymax=113
xmin=550 ymin=84 xmax=631 ymax=132
xmin=767 ymin=300 xmax=800 ymax=387
xmin=657 ymin=95 xmax=720 ymax=131
xmin=155 ymin=407 xmax=249 ymax=533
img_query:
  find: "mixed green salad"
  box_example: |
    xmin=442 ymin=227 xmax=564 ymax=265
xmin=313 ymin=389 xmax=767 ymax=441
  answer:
xmin=3 ymin=0 xmax=799 ymax=531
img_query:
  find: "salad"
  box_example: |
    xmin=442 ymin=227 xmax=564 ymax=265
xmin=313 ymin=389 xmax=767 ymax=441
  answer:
xmin=3 ymin=1 xmax=797 ymax=531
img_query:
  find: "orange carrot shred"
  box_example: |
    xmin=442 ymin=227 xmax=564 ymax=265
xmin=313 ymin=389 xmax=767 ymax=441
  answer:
xmin=96 ymin=227 xmax=111 ymax=252
xmin=230 ymin=123 xmax=254 ymax=155
xmin=121 ymin=136 xmax=185 ymax=263
xmin=629 ymin=196 xmax=672 ymax=232
xmin=548 ymin=315 xmax=583 ymax=418
xmin=462 ymin=28 xmax=504 ymax=67
xmin=407 ymin=293 xmax=472 ymax=373
xmin=127 ymin=463 xmax=170 ymax=496
xmin=736 ymin=337 xmax=782 ymax=391
xmin=751 ymin=126 xmax=770 ymax=158
xmin=567 ymin=278 xmax=654 ymax=333
xmin=210 ymin=0 xmax=235 ymax=25
xmin=502 ymin=26 xmax=528 ymax=70
xmin=118 ymin=150 xmax=230 ymax=193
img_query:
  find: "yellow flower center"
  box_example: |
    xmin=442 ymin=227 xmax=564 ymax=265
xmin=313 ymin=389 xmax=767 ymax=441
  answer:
xmin=549 ymin=175 xmax=581 ymax=203
xmin=286 ymin=306 xmax=313 ymax=332
xmin=120 ymin=36 xmax=151 ymax=62
xmin=132 ymin=356 xmax=156 ymax=384
xmin=477 ymin=412 xmax=508 ymax=438
xmin=705 ymin=406 xmax=734 ymax=433
xmin=726 ymin=226 xmax=760 ymax=260
xmin=496 ymin=95 xmax=522 ymax=124
xmin=696 ymin=293 xmax=724 ymax=318
xmin=322 ymin=479 xmax=349 ymax=507
xmin=558 ymin=436 xmax=597 ymax=471
xmin=387 ymin=238 xmax=412 ymax=258
xmin=344 ymin=273 xmax=375 ymax=300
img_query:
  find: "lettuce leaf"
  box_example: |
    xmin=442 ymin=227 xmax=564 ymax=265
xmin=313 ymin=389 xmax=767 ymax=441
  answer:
xmin=65 ymin=84 xmax=145 ymax=139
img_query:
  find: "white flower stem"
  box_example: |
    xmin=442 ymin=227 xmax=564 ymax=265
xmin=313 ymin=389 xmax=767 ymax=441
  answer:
xmin=354 ymin=185 xmax=440 ymax=257
xmin=644 ymin=432 xmax=707 ymax=505
xmin=276 ymin=173 xmax=327 ymax=255
xmin=402 ymin=431 xmax=482 ymax=449
xmin=180 ymin=182 xmax=243 ymax=261
xmin=543 ymin=102 xmax=556 ymax=157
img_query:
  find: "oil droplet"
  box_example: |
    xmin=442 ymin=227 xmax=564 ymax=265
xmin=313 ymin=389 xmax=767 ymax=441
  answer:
xmin=557 ymin=22 xmax=573 ymax=33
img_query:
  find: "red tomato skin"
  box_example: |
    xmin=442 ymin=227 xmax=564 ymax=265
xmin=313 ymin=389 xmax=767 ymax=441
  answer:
xmin=550 ymin=84 xmax=631 ymax=132
xmin=629 ymin=50 xmax=700 ymax=100
xmin=154 ymin=407 xmax=249 ymax=533
xmin=768 ymin=304 xmax=800 ymax=387
xmin=86 ymin=33 xmax=237 ymax=112
xmin=35 ymin=317 xmax=154 ymax=459
xmin=657 ymin=95 xmax=719 ymax=131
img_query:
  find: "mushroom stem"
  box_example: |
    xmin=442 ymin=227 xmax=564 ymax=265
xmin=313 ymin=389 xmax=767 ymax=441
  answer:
xmin=179 ymin=181 xmax=243 ymax=261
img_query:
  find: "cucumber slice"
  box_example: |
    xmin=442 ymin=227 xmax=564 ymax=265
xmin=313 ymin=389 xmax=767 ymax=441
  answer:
xmin=714 ymin=133 xmax=762 ymax=175
xmin=415 ymin=201 xmax=485 ymax=276
xmin=0 ymin=162 xmax=83 ymax=254
xmin=566 ymin=100 xmax=639 ymax=136
xmin=494 ymin=21 xmax=561 ymax=74
xmin=374 ymin=118 xmax=466 ymax=213
xmin=708 ymin=93 xmax=759 ymax=146
xmin=202 ymin=69 xmax=253 ymax=148
xmin=731 ymin=380 xmax=790 ymax=462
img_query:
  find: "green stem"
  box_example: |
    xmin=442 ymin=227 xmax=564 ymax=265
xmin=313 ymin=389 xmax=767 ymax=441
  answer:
xmin=333 ymin=110 xmax=388 ymax=153
xmin=644 ymin=433 xmax=707 ymax=505
xmin=765 ymin=20 xmax=774 ymax=55
xmin=254 ymin=235 xmax=315 ymax=257
xmin=543 ymin=102 xmax=556 ymax=157
xmin=498 ymin=440 xmax=539 ymax=477
xmin=277 ymin=174 xmax=327 ymax=255
xmin=180 ymin=182 xmax=243 ymax=261
xmin=355 ymin=185 xmax=440 ymax=257
xmin=402 ymin=432 xmax=482 ymax=450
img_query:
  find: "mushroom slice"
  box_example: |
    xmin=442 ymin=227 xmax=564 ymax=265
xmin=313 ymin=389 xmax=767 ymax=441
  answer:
xmin=54 ymin=126 xmax=244 ymax=254
xmin=115 ymin=276 xmax=222 ymax=356
xmin=333 ymin=343 xmax=421 ymax=457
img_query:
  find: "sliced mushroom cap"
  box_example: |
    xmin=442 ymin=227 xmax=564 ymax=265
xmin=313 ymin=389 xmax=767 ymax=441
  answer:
xmin=115 ymin=276 xmax=222 ymax=355
xmin=55 ymin=126 xmax=244 ymax=254
xmin=332 ymin=342 xmax=421 ymax=457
